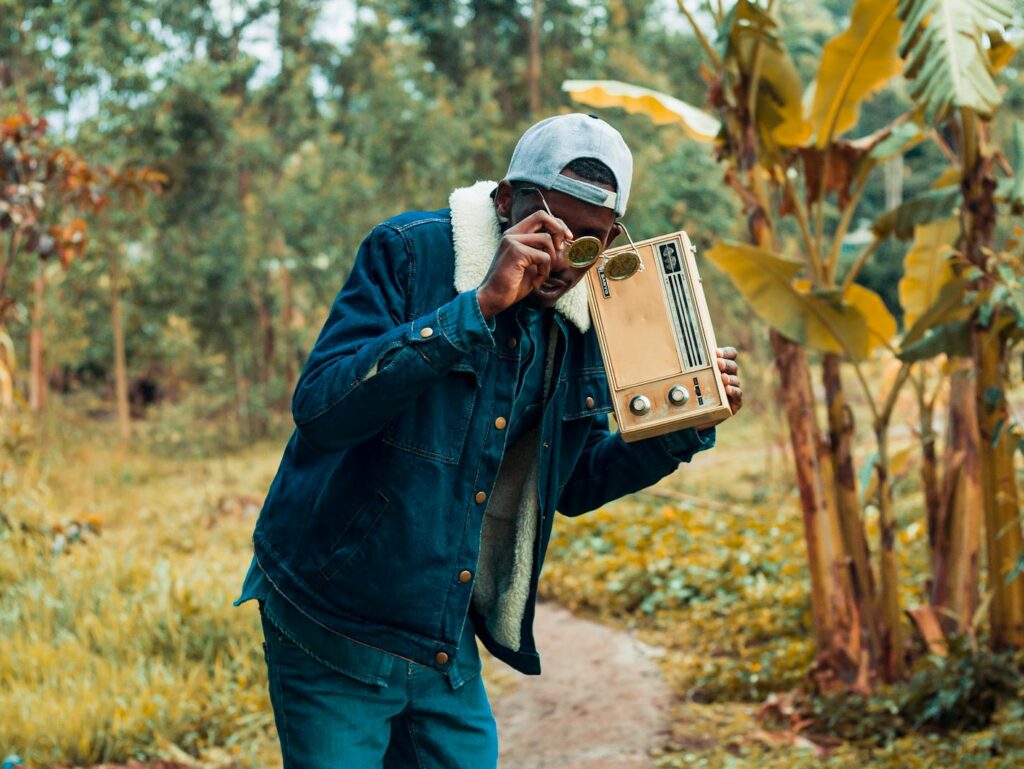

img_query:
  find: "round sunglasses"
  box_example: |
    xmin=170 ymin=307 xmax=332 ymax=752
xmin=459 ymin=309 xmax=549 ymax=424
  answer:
xmin=518 ymin=186 xmax=644 ymax=281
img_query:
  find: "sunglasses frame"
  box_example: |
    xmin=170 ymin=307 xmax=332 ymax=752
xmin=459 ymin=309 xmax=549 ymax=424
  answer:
xmin=516 ymin=186 xmax=644 ymax=281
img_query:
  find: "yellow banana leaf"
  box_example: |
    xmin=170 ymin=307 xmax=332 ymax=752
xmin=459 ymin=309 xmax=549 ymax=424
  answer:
xmin=847 ymin=282 xmax=898 ymax=349
xmin=898 ymin=218 xmax=960 ymax=329
xmin=723 ymin=0 xmax=810 ymax=148
xmin=810 ymin=0 xmax=903 ymax=147
xmin=987 ymin=30 xmax=1017 ymax=73
xmin=561 ymin=80 xmax=720 ymax=142
xmin=706 ymin=241 xmax=891 ymax=359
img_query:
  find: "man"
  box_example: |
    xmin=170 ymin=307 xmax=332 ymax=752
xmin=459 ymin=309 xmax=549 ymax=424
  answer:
xmin=236 ymin=113 xmax=742 ymax=768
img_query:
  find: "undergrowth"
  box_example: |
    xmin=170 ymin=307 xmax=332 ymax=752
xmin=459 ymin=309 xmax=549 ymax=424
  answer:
xmin=540 ymin=418 xmax=1024 ymax=768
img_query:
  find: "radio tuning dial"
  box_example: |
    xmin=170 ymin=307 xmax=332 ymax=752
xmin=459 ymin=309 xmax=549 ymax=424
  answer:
xmin=629 ymin=395 xmax=652 ymax=416
xmin=668 ymin=385 xmax=690 ymax=406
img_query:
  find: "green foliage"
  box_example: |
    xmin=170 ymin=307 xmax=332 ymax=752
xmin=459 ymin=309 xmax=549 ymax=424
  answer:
xmin=807 ymin=641 xmax=1023 ymax=741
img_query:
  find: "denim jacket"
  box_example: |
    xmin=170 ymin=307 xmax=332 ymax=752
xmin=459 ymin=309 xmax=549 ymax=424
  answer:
xmin=251 ymin=181 xmax=715 ymax=676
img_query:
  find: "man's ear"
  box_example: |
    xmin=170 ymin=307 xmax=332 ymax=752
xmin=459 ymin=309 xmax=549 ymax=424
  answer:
xmin=494 ymin=180 xmax=514 ymax=223
xmin=606 ymin=221 xmax=624 ymax=246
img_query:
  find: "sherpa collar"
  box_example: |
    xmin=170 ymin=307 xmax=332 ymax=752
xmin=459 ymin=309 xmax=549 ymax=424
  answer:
xmin=448 ymin=180 xmax=591 ymax=334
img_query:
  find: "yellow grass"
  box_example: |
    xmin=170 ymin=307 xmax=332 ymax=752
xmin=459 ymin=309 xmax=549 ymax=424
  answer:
xmin=0 ymin=408 xmax=281 ymax=767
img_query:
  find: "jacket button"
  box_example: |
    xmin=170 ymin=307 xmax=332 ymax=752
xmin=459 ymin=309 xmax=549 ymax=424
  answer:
xmin=585 ymin=396 xmax=595 ymax=408
xmin=436 ymin=651 xmax=449 ymax=665
xmin=507 ymin=337 xmax=518 ymax=349
xmin=475 ymin=491 xmax=487 ymax=504
xmin=459 ymin=570 xmax=472 ymax=583
xmin=494 ymin=417 xmax=507 ymax=430
xmin=420 ymin=327 xmax=434 ymax=338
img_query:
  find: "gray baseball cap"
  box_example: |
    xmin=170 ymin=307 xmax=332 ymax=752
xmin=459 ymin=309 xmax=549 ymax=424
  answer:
xmin=505 ymin=113 xmax=633 ymax=217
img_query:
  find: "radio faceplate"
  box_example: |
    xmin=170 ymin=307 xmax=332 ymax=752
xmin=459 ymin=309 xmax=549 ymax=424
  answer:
xmin=585 ymin=231 xmax=732 ymax=442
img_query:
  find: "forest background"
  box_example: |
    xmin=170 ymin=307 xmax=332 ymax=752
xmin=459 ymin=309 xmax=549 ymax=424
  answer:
xmin=2 ymin=0 xmax=1024 ymax=767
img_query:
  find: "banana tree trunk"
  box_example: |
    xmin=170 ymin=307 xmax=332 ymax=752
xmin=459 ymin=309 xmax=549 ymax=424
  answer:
xmin=930 ymin=369 xmax=982 ymax=636
xmin=960 ymin=112 xmax=1024 ymax=648
xmin=919 ymin=394 xmax=942 ymax=564
xmin=771 ymin=332 xmax=866 ymax=688
xmin=822 ymin=353 xmax=880 ymax=669
xmin=873 ymin=422 xmax=904 ymax=680
xmin=975 ymin=329 xmax=1024 ymax=648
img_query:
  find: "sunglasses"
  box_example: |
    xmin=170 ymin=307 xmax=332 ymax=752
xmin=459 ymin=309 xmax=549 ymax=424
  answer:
xmin=518 ymin=187 xmax=644 ymax=281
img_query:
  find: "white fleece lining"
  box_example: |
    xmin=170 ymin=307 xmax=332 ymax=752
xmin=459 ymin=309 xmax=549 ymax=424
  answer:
xmin=470 ymin=426 xmax=541 ymax=651
xmin=448 ymin=180 xmax=591 ymax=334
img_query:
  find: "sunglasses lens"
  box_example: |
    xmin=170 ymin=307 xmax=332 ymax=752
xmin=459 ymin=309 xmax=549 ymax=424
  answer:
xmin=565 ymin=237 xmax=602 ymax=267
xmin=605 ymin=251 xmax=640 ymax=280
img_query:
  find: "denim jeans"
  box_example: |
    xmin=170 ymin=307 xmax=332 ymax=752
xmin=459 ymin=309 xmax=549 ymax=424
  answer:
xmin=260 ymin=612 xmax=499 ymax=769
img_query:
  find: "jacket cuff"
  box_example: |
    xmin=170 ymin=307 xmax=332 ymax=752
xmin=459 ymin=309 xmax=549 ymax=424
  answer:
xmin=408 ymin=290 xmax=496 ymax=373
xmin=656 ymin=426 xmax=716 ymax=462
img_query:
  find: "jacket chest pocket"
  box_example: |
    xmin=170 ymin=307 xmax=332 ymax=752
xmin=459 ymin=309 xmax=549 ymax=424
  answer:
xmin=380 ymin=365 xmax=477 ymax=465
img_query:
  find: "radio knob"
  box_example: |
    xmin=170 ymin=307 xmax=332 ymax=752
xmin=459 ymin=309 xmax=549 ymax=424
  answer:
xmin=629 ymin=395 xmax=652 ymax=416
xmin=668 ymin=385 xmax=690 ymax=406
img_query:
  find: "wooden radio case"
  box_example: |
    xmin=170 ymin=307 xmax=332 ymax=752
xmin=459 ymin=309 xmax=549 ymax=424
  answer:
xmin=585 ymin=230 xmax=732 ymax=442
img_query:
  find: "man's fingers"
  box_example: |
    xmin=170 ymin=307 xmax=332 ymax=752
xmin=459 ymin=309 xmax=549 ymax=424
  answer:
xmin=716 ymin=346 xmax=739 ymax=360
xmin=717 ymin=358 xmax=738 ymax=375
xmin=721 ymin=373 xmax=741 ymax=388
xmin=513 ymin=209 xmax=573 ymax=243
xmin=516 ymin=244 xmax=552 ymax=286
xmin=512 ymin=232 xmax=559 ymax=261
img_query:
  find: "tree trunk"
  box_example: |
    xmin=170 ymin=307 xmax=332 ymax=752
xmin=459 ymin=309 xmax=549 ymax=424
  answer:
xmin=771 ymin=332 xmax=866 ymax=689
xmin=959 ymin=112 xmax=1024 ymax=648
xmin=281 ymin=261 xmax=296 ymax=391
xmin=874 ymin=422 xmax=904 ymax=680
xmin=919 ymin=390 xmax=942 ymax=568
xmin=527 ymin=0 xmax=542 ymax=115
xmin=29 ymin=260 xmax=46 ymax=412
xmin=930 ymin=369 xmax=982 ymax=636
xmin=975 ymin=330 xmax=1024 ymax=648
xmin=822 ymin=354 xmax=879 ymax=671
xmin=109 ymin=246 xmax=131 ymax=444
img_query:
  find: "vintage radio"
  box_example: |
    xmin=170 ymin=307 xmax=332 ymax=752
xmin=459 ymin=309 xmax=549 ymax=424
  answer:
xmin=584 ymin=230 xmax=732 ymax=442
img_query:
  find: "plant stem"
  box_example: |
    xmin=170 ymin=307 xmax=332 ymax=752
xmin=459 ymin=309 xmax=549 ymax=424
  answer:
xmin=840 ymin=238 xmax=880 ymax=295
xmin=826 ymin=162 xmax=875 ymax=284
xmin=676 ymin=0 xmax=722 ymax=69
xmin=783 ymin=172 xmax=821 ymax=273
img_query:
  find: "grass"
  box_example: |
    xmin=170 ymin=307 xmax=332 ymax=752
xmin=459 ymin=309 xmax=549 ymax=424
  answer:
xmin=0 ymin=407 xmax=281 ymax=768
xmin=1 ymin=377 xmax=1022 ymax=768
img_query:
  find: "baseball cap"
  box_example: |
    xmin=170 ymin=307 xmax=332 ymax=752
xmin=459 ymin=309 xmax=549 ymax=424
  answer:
xmin=505 ymin=113 xmax=633 ymax=217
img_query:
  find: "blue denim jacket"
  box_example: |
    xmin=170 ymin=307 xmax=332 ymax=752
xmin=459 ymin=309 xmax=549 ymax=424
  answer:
xmin=251 ymin=190 xmax=715 ymax=676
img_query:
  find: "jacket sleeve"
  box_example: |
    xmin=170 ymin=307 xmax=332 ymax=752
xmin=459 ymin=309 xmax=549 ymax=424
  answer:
xmin=291 ymin=223 xmax=495 ymax=453
xmin=557 ymin=416 xmax=716 ymax=517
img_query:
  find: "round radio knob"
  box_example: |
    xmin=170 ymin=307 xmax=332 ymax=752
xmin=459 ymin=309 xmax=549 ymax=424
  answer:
xmin=629 ymin=395 xmax=652 ymax=416
xmin=668 ymin=385 xmax=690 ymax=406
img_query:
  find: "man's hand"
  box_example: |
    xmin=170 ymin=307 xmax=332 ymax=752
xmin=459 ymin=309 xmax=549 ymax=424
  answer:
xmin=477 ymin=210 xmax=573 ymax=319
xmin=716 ymin=347 xmax=742 ymax=414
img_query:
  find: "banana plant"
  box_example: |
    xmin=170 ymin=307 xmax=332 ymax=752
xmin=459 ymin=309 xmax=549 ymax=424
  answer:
xmin=563 ymin=0 xmax=1008 ymax=685
xmin=897 ymin=0 xmax=1024 ymax=649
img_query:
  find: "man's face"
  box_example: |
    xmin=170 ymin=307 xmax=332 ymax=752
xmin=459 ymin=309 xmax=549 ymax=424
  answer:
xmin=494 ymin=171 xmax=623 ymax=309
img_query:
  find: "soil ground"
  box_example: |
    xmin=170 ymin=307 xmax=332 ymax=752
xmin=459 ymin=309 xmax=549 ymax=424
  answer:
xmin=490 ymin=601 xmax=672 ymax=769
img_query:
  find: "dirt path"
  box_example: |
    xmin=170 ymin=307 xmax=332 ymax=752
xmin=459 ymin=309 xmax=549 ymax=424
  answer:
xmin=489 ymin=601 xmax=671 ymax=769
